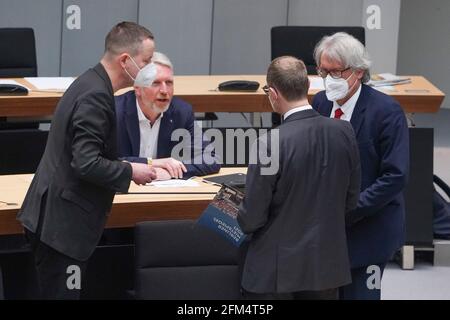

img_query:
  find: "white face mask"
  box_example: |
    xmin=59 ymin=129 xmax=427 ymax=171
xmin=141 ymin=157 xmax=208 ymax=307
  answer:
xmin=323 ymin=72 xmax=355 ymax=102
xmin=125 ymin=56 xmax=157 ymax=87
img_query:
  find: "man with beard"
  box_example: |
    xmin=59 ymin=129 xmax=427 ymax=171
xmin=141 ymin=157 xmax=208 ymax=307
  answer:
xmin=115 ymin=52 xmax=220 ymax=180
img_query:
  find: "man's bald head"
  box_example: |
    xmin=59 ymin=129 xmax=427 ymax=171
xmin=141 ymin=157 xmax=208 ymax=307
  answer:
xmin=267 ymin=56 xmax=309 ymax=102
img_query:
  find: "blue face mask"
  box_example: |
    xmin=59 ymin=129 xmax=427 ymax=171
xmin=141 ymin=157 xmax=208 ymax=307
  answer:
xmin=125 ymin=55 xmax=157 ymax=87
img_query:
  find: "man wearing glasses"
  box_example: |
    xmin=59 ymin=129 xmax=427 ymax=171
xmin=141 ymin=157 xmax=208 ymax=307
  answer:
xmin=238 ymin=56 xmax=361 ymax=300
xmin=312 ymin=32 xmax=410 ymax=300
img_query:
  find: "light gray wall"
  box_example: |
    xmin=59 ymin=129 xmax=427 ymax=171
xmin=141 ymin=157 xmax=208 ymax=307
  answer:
xmin=362 ymin=0 xmax=401 ymax=74
xmin=0 ymin=0 xmax=62 ymax=76
xmin=2 ymin=0 xmax=402 ymax=78
xmin=397 ymin=0 xmax=450 ymax=109
xmin=60 ymin=0 xmax=138 ymax=76
xmin=288 ymin=0 xmax=400 ymax=74
xmin=289 ymin=0 xmax=363 ymax=26
xmin=138 ymin=0 xmax=213 ymax=75
xmin=210 ymin=0 xmax=288 ymax=75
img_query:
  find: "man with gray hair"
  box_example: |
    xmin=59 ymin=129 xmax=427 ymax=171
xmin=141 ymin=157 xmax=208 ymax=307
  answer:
xmin=312 ymin=32 xmax=410 ymax=300
xmin=238 ymin=56 xmax=361 ymax=300
xmin=115 ymin=52 xmax=220 ymax=179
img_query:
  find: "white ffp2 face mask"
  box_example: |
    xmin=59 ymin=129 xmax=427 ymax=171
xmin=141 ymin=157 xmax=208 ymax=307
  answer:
xmin=323 ymin=72 xmax=354 ymax=102
xmin=125 ymin=56 xmax=157 ymax=87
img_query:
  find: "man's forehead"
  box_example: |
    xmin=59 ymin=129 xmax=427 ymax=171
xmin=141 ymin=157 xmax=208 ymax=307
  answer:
xmin=320 ymin=54 xmax=343 ymax=68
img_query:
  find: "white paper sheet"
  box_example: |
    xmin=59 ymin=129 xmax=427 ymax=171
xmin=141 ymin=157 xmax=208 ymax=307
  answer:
xmin=24 ymin=77 xmax=75 ymax=92
xmin=308 ymin=76 xmax=325 ymax=90
xmin=374 ymin=85 xmax=396 ymax=92
xmin=147 ymin=179 xmax=200 ymax=188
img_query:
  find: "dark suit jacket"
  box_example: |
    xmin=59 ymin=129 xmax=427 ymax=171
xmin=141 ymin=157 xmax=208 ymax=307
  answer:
xmin=115 ymin=90 xmax=220 ymax=178
xmin=238 ymin=109 xmax=361 ymax=293
xmin=17 ymin=63 xmax=132 ymax=261
xmin=312 ymin=84 xmax=410 ymax=268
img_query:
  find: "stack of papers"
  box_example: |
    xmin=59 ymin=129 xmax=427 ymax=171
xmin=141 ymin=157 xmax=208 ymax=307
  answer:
xmin=25 ymin=77 xmax=75 ymax=92
xmin=368 ymin=73 xmax=411 ymax=87
xmin=147 ymin=179 xmax=200 ymax=188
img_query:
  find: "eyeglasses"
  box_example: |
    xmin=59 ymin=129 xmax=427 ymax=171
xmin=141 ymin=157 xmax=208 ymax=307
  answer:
xmin=317 ymin=67 xmax=351 ymax=79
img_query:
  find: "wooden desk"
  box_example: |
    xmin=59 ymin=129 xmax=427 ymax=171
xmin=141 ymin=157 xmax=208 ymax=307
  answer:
xmin=0 ymin=168 xmax=246 ymax=236
xmin=0 ymin=75 xmax=444 ymax=117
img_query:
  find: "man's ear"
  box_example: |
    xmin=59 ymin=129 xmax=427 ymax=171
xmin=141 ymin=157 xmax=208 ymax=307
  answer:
xmin=355 ymin=69 xmax=365 ymax=80
xmin=118 ymin=53 xmax=128 ymax=68
xmin=269 ymin=87 xmax=278 ymax=100
xmin=134 ymin=86 xmax=142 ymax=98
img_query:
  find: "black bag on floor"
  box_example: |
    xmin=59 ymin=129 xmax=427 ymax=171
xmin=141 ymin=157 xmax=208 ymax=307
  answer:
xmin=433 ymin=175 xmax=450 ymax=239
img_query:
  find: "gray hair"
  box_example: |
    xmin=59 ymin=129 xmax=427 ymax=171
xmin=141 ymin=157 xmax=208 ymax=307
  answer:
xmin=151 ymin=51 xmax=174 ymax=70
xmin=314 ymin=32 xmax=372 ymax=83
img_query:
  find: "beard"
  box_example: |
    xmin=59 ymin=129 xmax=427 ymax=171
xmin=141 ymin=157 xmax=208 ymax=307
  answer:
xmin=150 ymin=101 xmax=170 ymax=114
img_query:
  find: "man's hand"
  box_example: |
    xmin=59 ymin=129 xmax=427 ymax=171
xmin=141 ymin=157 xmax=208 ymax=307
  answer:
xmin=152 ymin=158 xmax=187 ymax=179
xmin=130 ymin=162 xmax=157 ymax=185
xmin=154 ymin=167 xmax=172 ymax=181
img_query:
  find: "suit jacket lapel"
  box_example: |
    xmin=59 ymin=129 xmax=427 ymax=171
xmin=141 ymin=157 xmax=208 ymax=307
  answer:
xmin=157 ymin=103 xmax=175 ymax=158
xmin=321 ymin=100 xmax=333 ymax=117
xmin=124 ymin=92 xmax=141 ymax=156
xmin=350 ymin=84 xmax=370 ymax=137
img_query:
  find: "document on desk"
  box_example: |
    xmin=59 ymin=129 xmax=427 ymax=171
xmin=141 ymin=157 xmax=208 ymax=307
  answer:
xmin=147 ymin=179 xmax=200 ymax=188
xmin=308 ymin=77 xmax=325 ymax=90
xmin=25 ymin=77 xmax=75 ymax=92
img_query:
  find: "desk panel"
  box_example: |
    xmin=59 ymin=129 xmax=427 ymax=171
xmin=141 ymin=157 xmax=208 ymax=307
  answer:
xmin=0 ymin=76 xmax=444 ymax=117
xmin=0 ymin=168 xmax=245 ymax=235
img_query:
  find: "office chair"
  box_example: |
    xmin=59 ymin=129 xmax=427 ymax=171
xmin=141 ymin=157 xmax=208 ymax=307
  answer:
xmin=134 ymin=220 xmax=242 ymax=300
xmin=0 ymin=129 xmax=48 ymax=174
xmin=270 ymin=26 xmax=365 ymax=126
xmin=271 ymin=26 xmax=365 ymax=74
xmin=0 ymin=28 xmax=37 ymax=77
xmin=0 ymin=28 xmax=40 ymax=130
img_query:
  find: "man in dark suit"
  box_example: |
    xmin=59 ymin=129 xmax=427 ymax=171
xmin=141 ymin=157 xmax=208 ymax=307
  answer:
xmin=115 ymin=52 xmax=220 ymax=180
xmin=17 ymin=22 xmax=157 ymax=299
xmin=312 ymin=32 xmax=410 ymax=300
xmin=237 ymin=56 xmax=361 ymax=300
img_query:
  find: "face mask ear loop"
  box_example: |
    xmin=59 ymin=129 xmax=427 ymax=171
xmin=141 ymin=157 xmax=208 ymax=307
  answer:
xmin=124 ymin=55 xmax=140 ymax=81
xmin=129 ymin=55 xmax=141 ymax=70
xmin=124 ymin=65 xmax=136 ymax=82
xmin=346 ymin=71 xmax=359 ymax=92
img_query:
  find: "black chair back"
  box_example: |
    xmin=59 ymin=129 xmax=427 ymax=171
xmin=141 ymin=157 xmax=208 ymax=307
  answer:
xmin=271 ymin=26 xmax=365 ymax=74
xmin=134 ymin=220 xmax=242 ymax=300
xmin=0 ymin=129 xmax=48 ymax=174
xmin=0 ymin=28 xmax=37 ymax=77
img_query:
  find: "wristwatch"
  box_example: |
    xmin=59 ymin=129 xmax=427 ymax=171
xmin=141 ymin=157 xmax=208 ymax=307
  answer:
xmin=147 ymin=158 xmax=153 ymax=167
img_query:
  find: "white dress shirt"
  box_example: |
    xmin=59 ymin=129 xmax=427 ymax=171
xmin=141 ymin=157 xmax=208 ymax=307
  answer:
xmin=330 ymin=84 xmax=362 ymax=121
xmin=136 ymin=99 xmax=163 ymax=159
xmin=283 ymin=105 xmax=313 ymax=120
